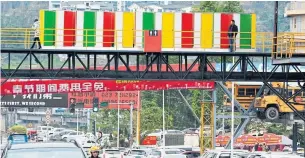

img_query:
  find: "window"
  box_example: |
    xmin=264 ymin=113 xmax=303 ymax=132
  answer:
xmin=294 ymin=18 xmax=297 ymax=29
xmin=238 ymin=88 xmax=245 ymax=96
xmin=288 ymin=89 xmax=293 ymax=96
xmin=246 ymin=88 xmax=255 ymax=96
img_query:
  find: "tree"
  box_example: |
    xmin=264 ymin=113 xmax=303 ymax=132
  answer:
xmin=9 ymin=125 xmax=27 ymax=134
xmin=220 ymin=1 xmax=244 ymax=13
xmin=193 ymin=1 xmax=243 ymax=13
xmin=192 ymin=1 xmax=220 ymax=12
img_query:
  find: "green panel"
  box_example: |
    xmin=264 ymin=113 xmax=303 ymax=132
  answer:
xmin=142 ymin=12 xmax=155 ymax=44
xmin=83 ymin=11 xmax=96 ymax=47
xmin=44 ymin=11 xmax=56 ymax=46
xmin=240 ymin=14 xmax=252 ymax=49
xmin=142 ymin=12 xmax=155 ymax=30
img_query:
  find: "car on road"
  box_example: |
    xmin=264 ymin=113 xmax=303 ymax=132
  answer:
xmin=1 ymin=141 xmax=87 ymax=158
xmin=124 ymin=149 xmax=149 ymax=158
xmin=182 ymin=151 xmax=201 ymax=158
xmin=61 ymin=131 xmax=84 ymax=141
xmin=101 ymin=149 xmax=122 ymax=158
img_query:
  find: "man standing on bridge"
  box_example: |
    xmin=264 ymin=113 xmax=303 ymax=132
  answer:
xmin=31 ymin=19 xmax=42 ymax=49
xmin=228 ymin=20 xmax=238 ymax=52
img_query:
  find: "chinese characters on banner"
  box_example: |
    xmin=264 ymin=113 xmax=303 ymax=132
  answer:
xmin=216 ymin=133 xmax=282 ymax=146
xmin=68 ymin=91 xmax=140 ymax=109
xmin=1 ymin=80 xmax=215 ymax=95
xmin=1 ymin=93 xmax=68 ymax=107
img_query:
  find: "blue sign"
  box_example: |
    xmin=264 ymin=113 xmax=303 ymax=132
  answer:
xmin=8 ymin=134 xmax=28 ymax=144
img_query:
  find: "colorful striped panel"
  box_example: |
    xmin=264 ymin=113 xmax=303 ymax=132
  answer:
xmin=122 ymin=12 xmax=134 ymax=48
xmin=213 ymin=13 xmax=221 ymax=48
xmin=83 ymin=11 xmax=96 ymax=47
xmin=44 ymin=11 xmax=56 ymax=46
xmin=39 ymin=10 xmax=45 ymax=45
xmin=220 ymin=13 xmax=233 ymax=49
xmin=233 ymin=13 xmax=240 ymax=49
xmin=201 ymin=13 xmax=213 ymax=48
xmin=155 ymin=12 xmax=162 ymax=30
xmin=38 ymin=10 xmax=257 ymax=50
xmin=240 ymin=14 xmax=252 ymax=49
xmin=174 ymin=13 xmax=182 ymax=48
xmin=115 ymin=12 xmax=123 ymax=48
xmin=75 ymin=11 xmax=84 ymax=47
xmin=142 ymin=12 xmax=155 ymax=45
xmin=181 ymin=13 xmax=194 ymax=48
xmin=103 ymin=12 xmax=115 ymax=47
xmin=251 ymin=14 xmax=256 ymax=48
xmin=64 ymin=11 xmax=76 ymax=46
xmin=135 ymin=12 xmax=143 ymax=48
xmin=95 ymin=12 xmax=103 ymax=47
xmin=56 ymin=11 xmax=64 ymax=47
xmin=162 ymin=12 xmax=174 ymax=48
xmin=193 ymin=13 xmax=201 ymax=48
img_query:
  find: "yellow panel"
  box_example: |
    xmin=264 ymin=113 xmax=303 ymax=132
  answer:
xmin=39 ymin=10 xmax=45 ymax=44
xmin=162 ymin=12 xmax=174 ymax=48
xmin=201 ymin=13 xmax=213 ymax=48
xmin=123 ymin=12 xmax=134 ymax=48
xmin=251 ymin=14 xmax=256 ymax=48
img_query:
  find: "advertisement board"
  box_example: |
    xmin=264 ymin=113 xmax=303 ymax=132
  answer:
xmin=68 ymin=91 xmax=140 ymax=109
xmin=1 ymin=80 xmax=215 ymax=95
xmin=1 ymin=93 xmax=68 ymax=107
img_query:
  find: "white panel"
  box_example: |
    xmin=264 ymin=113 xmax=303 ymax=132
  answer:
xmin=75 ymin=11 xmax=84 ymax=47
xmin=233 ymin=13 xmax=240 ymax=49
xmin=115 ymin=12 xmax=123 ymax=48
xmin=213 ymin=13 xmax=221 ymax=48
xmin=95 ymin=11 xmax=104 ymax=47
xmin=56 ymin=11 xmax=64 ymax=47
xmin=174 ymin=13 xmax=182 ymax=48
xmin=135 ymin=12 xmax=143 ymax=48
xmin=194 ymin=13 xmax=201 ymax=48
xmin=155 ymin=12 xmax=162 ymax=30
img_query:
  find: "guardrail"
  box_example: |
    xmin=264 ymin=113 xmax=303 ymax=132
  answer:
xmin=1 ymin=28 xmax=305 ymax=58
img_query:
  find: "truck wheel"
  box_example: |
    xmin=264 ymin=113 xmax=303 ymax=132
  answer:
xmin=265 ymin=107 xmax=279 ymax=120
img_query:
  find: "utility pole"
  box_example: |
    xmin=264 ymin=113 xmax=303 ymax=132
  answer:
xmin=129 ymin=102 xmax=134 ymax=148
xmin=293 ymin=122 xmax=298 ymax=153
xmin=273 ymin=1 xmax=279 ymax=54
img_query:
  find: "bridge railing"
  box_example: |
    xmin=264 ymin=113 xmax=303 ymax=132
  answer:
xmin=1 ymin=28 xmax=305 ymax=54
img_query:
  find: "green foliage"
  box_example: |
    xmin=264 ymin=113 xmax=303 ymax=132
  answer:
xmin=193 ymin=1 xmax=244 ymax=13
xmin=9 ymin=125 xmax=27 ymax=134
xmin=193 ymin=1 xmax=221 ymax=12
xmin=190 ymin=90 xmax=201 ymax=118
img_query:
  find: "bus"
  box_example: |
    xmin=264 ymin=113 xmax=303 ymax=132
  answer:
xmin=223 ymin=82 xmax=305 ymax=121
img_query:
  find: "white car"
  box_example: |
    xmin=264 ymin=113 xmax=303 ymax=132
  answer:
xmin=157 ymin=149 xmax=186 ymax=158
xmin=246 ymin=152 xmax=303 ymax=158
xmin=101 ymin=149 xmax=122 ymax=158
xmin=48 ymin=128 xmax=65 ymax=135
xmin=61 ymin=131 xmax=84 ymax=141
xmin=124 ymin=149 xmax=149 ymax=158
xmin=202 ymin=149 xmax=249 ymax=158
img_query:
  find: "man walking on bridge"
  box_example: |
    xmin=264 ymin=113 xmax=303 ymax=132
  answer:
xmin=31 ymin=19 xmax=42 ymax=49
xmin=228 ymin=20 xmax=238 ymax=52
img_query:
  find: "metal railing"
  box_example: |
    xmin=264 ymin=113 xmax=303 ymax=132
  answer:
xmin=1 ymin=28 xmax=305 ymax=58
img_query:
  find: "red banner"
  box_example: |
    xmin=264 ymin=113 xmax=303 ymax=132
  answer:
xmin=1 ymin=80 xmax=215 ymax=95
xmin=69 ymin=91 xmax=140 ymax=109
xmin=216 ymin=133 xmax=284 ymax=146
xmin=141 ymin=136 xmax=157 ymax=145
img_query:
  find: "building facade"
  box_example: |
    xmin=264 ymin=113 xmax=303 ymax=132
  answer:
xmin=285 ymin=1 xmax=305 ymax=33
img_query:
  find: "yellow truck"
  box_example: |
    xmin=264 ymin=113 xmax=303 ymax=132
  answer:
xmin=224 ymin=82 xmax=305 ymax=120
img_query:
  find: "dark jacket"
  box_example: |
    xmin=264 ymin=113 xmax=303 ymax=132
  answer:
xmin=228 ymin=24 xmax=238 ymax=37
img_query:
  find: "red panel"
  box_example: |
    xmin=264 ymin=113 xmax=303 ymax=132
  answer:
xmin=103 ymin=12 xmax=115 ymax=47
xmin=181 ymin=13 xmax=194 ymax=48
xmin=64 ymin=11 xmax=76 ymax=46
xmin=220 ymin=13 xmax=233 ymax=49
xmin=144 ymin=30 xmax=162 ymax=52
